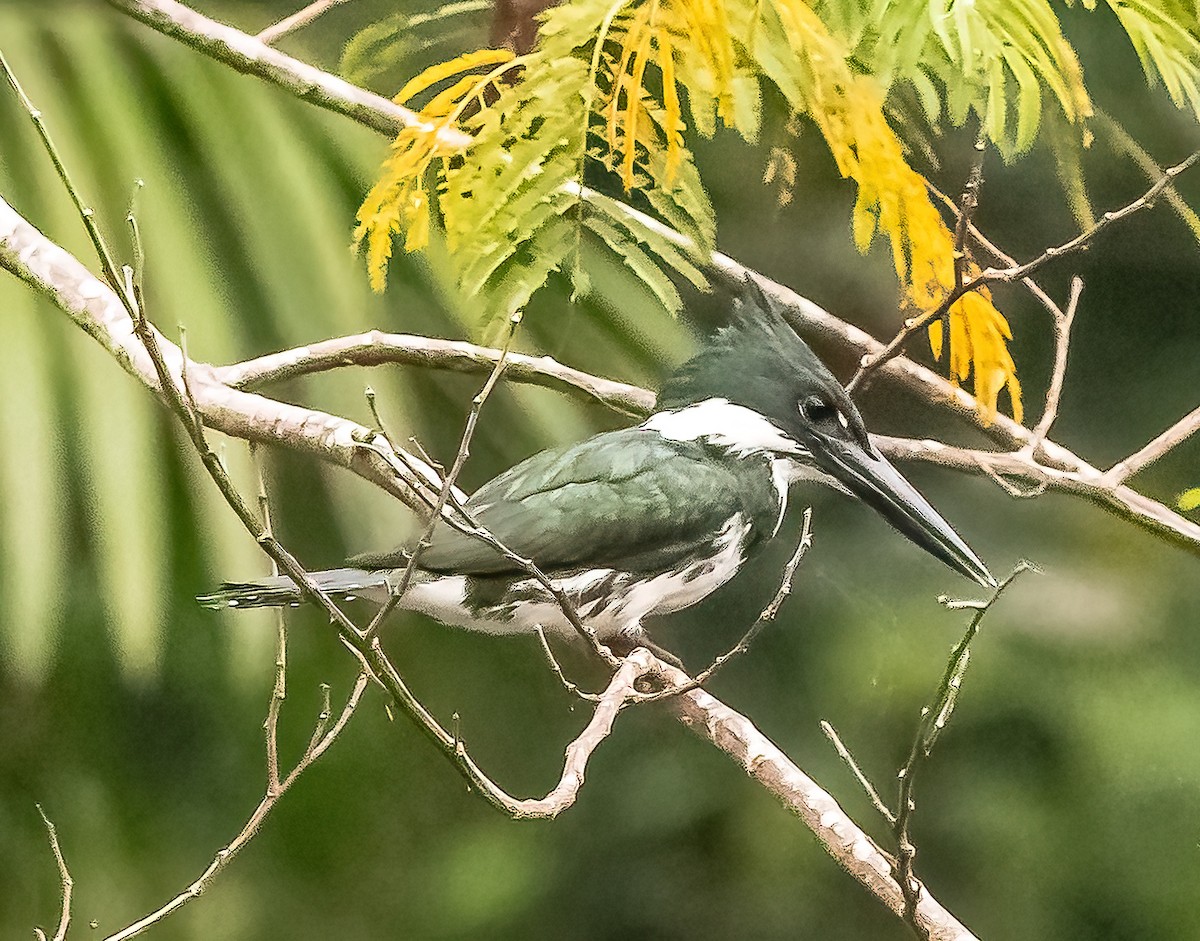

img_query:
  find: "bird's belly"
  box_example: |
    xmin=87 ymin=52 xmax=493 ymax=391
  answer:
xmin=400 ymin=516 xmax=751 ymax=640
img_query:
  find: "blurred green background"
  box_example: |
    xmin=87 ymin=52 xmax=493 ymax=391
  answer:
xmin=1 ymin=2 xmax=1199 ymax=938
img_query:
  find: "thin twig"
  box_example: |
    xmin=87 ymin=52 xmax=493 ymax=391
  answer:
xmin=1095 ymin=109 xmax=1200 ymax=240
xmin=3 ymin=59 xmax=383 ymax=937
xmin=952 ymin=135 xmax=987 ymax=295
xmin=998 ymin=150 xmax=1200 ymax=283
xmin=256 ymin=0 xmax=355 ymax=45
xmin=850 ymin=150 xmax=1200 ymax=393
xmin=638 ymin=508 xmax=813 ymax=702
xmin=871 ymin=433 xmax=1200 ymax=551
xmin=663 ymin=667 xmax=979 ymax=941
xmin=352 ymin=429 xmax=616 ymax=664
xmin=34 ymin=805 xmax=72 ymax=941
xmin=215 ymin=330 xmax=656 ymax=418
xmin=536 ymin=627 xmax=603 ymax=702
xmin=820 ymin=721 xmax=896 ymax=826
xmin=295 ymin=681 xmax=338 ymax=777
xmin=87 ymin=0 xmax=1200 ymax=558
xmin=367 ymin=312 xmax=522 ymax=642
xmin=252 ymin=445 xmax=287 ymax=795
xmin=928 ymin=181 xmax=1067 ymax=326
xmin=893 ymin=563 xmax=1034 ymax=938
xmin=1027 ymin=276 xmax=1083 ymax=453
xmin=0 ymin=45 xmax=630 ymax=850
xmin=1103 ymin=404 xmax=1200 ymax=487
xmin=105 ymin=672 xmax=369 ymax=941
xmin=108 ymin=0 xmax=467 ymax=144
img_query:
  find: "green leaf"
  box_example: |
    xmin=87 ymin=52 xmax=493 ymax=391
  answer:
xmin=583 ymin=213 xmax=684 ymax=314
xmin=1106 ymin=0 xmax=1200 ymax=118
xmin=339 ymin=1 xmax=491 ymax=86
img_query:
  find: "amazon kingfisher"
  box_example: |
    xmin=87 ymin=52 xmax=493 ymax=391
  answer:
xmin=199 ymin=281 xmax=993 ymax=655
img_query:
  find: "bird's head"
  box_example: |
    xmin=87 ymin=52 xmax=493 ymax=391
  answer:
xmin=655 ymin=277 xmax=995 ymax=587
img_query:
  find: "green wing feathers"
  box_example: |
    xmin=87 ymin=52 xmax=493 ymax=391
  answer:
xmin=355 ymin=430 xmax=774 ymax=576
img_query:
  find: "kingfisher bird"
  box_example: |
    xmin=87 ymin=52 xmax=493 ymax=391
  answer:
xmin=199 ymin=282 xmax=993 ymax=653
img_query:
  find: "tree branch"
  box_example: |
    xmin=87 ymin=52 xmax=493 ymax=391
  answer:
xmin=256 ymin=0 xmax=356 ymax=45
xmin=1103 ymin=404 xmax=1200 ymax=487
xmin=665 ymin=673 xmax=978 ymax=941
xmin=104 ymin=672 xmax=369 ymax=941
xmin=101 ymin=0 xmax=1200 ymax=535
xmin=216 ymin=329 xmax=655 ymax=416
xmin=1 ymin=103 xmax=983 ymax=941
xmin=849 ymin=149 xmax=1200 ymax=391
xmin=8 ymin=10 xmax=1199 ymax=933
xmin=893 ymin=565 xmax=1031 ymax=938
xmin=1027 ymin=276 xmax=1083 ymax=452
xmin=34 ymin=805 xmax=72 ymax=941
xmin=873 ymin=435 xmax=1200 ymax=551
xmin=108 ymin=0 xmax=469 ymax=145
xmin=0 ymin=197 xmax=449 ymax=515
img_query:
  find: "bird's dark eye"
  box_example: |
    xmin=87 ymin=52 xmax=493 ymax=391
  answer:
xmin=801 ymin=396 xmax=835 ymax=423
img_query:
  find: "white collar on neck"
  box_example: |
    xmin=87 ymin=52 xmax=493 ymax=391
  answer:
xmin=643 ymin=398 xmax=801 ymax=458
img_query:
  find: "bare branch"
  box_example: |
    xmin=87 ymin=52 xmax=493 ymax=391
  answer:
xmin=34 ymin=805 xmax=72 ymax=941
xmin=537 ymin=627 xmax=603 ymax=702
xmin=850 ymin=149 xmax=1200 ymax=391
xmin=993 ymin=150 xmax=1200 ymax=285
xmin=1095 ymin=109 xmax=1200 ymax=239
xmin=252 ymin=446 xmax=287 ymax=795
xmin=872 ymin=435 xmax=1200 ymax=552
xmin=105 ymin=672 xmax=369 ymax=941
xmin=102 ymin=0 xmax=1198 ymax=501
xmin=98 ymin=0 xmax=1200 ymax=554
xmin=370 ymin=313 xmax=522 ymax=642
xmin=640 ymin=507 xmax=814 ymax=702
xmin=257 ymin=0 xmax=356 ymax=45
xmin=820 ymin=721 xmax=896 ymax=826
xmin=952 ymin=135 xmax=987 ymax=295
xmin=928 ymin=181 xmax=1066 ymax=321
xmin=107 ymin=0 xmax=469 ymax=145
xmin=1103 ymin=404 xmax=1200 ymax=487
xmin=665 ymin=672 xmax=978 ymax=941
xmin=893 ymin=564 xmax=1033 ymax=937
xmin=0 ymin=196 xmax=448 ymax=513
xmin=215 ymin=330 xmax=656 ymax=418
xmin=1027 ymin=276 xmax=1083 ymax=452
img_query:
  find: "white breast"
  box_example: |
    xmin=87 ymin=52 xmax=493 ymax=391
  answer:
xmin=398 ymin=514 xmax=755 ymax=641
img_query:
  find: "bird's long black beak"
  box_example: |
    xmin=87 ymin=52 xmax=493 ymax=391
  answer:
xmin=811 ymin=434 xmax=995 ymax=587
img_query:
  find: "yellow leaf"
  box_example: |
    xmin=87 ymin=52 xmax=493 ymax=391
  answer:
xmin=852 ymin=200 xmax=877 ymax=253
xmin=394 ymin=48 xmax=515 ymax=106
xmin=622 ymin=25 xmax=654 ymax=190
xmin=404 ymin=191 xmax=430 ymax=253
xmin=609 ymin=16 xmax=647 ymax=153
xmin=658 ymin=26 xmax=683 ymax=184
xmin=928 ymin=318 xmax=944 ymax=359
xmin=423 ymin=74 xmax=492 ymax=119
xmin=769 ymin=0 xmax=1021 ymax=421
xmin=1179 ymin=488 xmax=1200 ymax=512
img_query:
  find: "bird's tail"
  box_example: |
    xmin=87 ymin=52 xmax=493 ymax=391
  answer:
xmin=196 ymin=568 xmax=389 ymax=610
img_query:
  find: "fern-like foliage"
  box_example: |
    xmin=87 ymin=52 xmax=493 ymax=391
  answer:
xmin=822 ymin=0 xmax=1092 ymax=160
xmin=356 ymin=0 xmax=716 ymax=323
xmin=351 ymin=0 xmax=1200 ymax=420
xmin=1098 ymin=0 xmax=1200 ymax=118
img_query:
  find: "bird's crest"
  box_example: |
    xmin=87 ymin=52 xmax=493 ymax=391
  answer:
xmin=658 ymin=275 xmax=845 ymax=414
